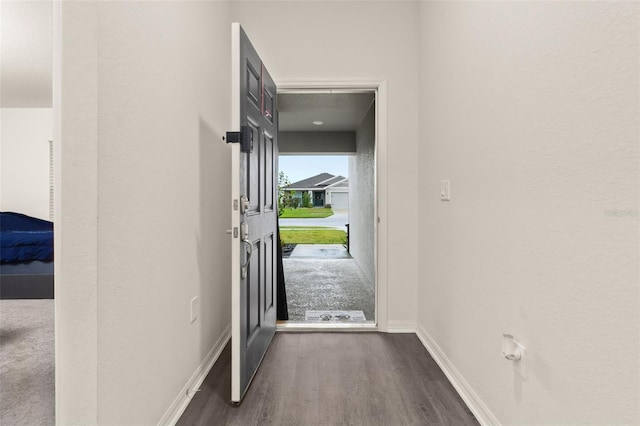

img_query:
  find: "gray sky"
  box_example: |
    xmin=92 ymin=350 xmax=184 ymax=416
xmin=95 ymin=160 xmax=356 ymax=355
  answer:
xmin=279 ymin=155 xmax=349 ymax=184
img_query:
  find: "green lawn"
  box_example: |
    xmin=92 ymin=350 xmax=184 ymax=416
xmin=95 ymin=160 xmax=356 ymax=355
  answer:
xmin=279 ymin=207 xmax=333 ymax=218
xmin=280 ymin=226 xmax=346 ymax=244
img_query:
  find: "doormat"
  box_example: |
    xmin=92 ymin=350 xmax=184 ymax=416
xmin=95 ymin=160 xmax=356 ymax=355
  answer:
xmin=304 ymin=310 xmax=366 ymax=322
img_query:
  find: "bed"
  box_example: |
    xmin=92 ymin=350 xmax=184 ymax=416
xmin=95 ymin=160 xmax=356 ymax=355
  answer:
xmin=0 ymin=212 xmax=54 ymax=299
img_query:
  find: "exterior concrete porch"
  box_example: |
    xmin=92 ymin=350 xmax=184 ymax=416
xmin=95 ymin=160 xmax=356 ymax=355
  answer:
xmin=282 ymin=244 xmax=375 ymax=322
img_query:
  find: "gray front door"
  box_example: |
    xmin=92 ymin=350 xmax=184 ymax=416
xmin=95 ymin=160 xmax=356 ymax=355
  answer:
xmin=313 ymin=191 xmax=324 ymax=207
xmin=230 ymin=23 xmax=278 ymax=403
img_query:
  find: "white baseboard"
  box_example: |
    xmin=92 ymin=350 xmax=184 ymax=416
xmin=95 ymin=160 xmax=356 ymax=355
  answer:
xmin=158 ymin=324 xmax=231 ymax=426
xmin=415 ymin=323 xmax=500 ymax=426
xmin=385 ymin=320 xmax=416 ymax=333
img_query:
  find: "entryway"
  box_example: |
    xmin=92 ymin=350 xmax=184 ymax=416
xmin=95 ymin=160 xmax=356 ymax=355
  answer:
xmin=312 ymin=191 xmax=324 ymax=207
xmin=277 ymin=90 xmax=377 ymax=327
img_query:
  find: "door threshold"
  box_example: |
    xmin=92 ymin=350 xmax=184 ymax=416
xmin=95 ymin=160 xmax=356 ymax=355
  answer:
xmin=276 ymin=321 xmax=377 ymax=332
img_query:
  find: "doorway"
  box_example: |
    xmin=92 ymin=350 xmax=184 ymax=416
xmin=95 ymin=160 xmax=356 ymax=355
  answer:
xmin=312 ymin=191 xmax=325 ymax=207
xmin=0 ymin=1 xmax=56 ymax=424
xmin=277 ymin=89 xmax=377 ymax=328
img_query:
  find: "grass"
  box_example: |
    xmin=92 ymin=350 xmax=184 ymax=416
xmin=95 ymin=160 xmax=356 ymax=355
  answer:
xmin=280 ymin=226 xmax=333 ymax=229
xmin=279 ymin=207 xmax=334 ymax=218
xmin=280 ymin=226 xmax=346 ymax=245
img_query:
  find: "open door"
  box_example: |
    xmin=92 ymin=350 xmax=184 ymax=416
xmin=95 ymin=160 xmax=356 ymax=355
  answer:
xmin=229 ymin=23 xmax=278 ymax=403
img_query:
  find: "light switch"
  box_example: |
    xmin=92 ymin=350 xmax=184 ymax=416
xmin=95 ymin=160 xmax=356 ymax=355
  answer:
xmin=440 ymin=180 xmax=451 ymax=201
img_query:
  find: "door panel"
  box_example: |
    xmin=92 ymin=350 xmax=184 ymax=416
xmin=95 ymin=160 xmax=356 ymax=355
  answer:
xmin=264 ymin=233 xmax=274 ymax=312
xmin=264 ymin=133 xmax=274 ymax=212
xmin=246 ymin=119 xmax=261 ymax=215
xmin=231 ymin=23 xmax=278 ymax=403
xmin=247 ymin=238 xmax=260 ymax=343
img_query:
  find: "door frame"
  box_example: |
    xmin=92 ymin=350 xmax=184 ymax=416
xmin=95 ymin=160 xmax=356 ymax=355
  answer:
xmin=276 ymin=80 xmax=388 ymax=332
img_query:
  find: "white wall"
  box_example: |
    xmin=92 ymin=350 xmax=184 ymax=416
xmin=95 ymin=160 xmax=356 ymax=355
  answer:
xmin=0 ymin=108 xmax=52 ymax=220
xmin=56 ymin=1 xmax=232 ymax=423
xmin=54 ymin=1 xmax=640 ymax=424
xmin=0 ymin=0 xmax=53 ymax=108
xmin=417 ymin=2 xmax=639 ymax=424
xmin=55 ymin=2 xmax=99 ymax=421
xmin=231 ymin=0 xmax=420 ymax=329
xmin=279 ymin=131 xmax=355 ymax=154
xmin=349 ymin=103 xmax=375 ymax=288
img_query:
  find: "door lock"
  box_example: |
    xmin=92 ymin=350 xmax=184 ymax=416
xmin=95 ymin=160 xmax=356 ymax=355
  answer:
xmin=240 ymin=195 xmax=250 ymax=214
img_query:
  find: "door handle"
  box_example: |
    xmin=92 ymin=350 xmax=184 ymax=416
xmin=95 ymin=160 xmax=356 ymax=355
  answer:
xmin=241 ymin=239 xmax=252 ymax=279
xmin=240 ymin=222 xmax=252 ymax=279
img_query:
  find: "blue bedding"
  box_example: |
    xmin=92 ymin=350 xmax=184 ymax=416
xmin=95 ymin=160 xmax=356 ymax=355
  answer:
xmin=1 ymin=212 xmax=54 ymax=263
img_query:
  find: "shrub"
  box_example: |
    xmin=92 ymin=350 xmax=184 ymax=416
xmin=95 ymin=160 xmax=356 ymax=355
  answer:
xmin=288 ymin=197 xmax=300 ymax=209
xmin=301 ymin=191 xmax=310 ymax=208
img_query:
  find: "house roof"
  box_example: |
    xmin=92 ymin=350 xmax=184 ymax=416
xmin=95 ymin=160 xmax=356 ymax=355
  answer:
xmin=286 ymin=173 xmax=348 ymax=190
xmin=327 ymin=179 xmax=349 ymax=189
xmin=317 ymin=175 xmax=345 ymax=186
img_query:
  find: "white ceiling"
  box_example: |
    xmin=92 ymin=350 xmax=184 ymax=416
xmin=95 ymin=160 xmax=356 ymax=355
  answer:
xmin=0 ymin=4 xmax=375 ymax=120
xmin=1 ymin=1 xmax=53 ymax=108
xmin=278 ymin=93 xmax=374 ymax=132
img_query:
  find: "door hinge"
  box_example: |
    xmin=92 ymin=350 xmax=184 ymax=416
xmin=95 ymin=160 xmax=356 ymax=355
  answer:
xmin=224 ymin=126 xmax=253 ymax=153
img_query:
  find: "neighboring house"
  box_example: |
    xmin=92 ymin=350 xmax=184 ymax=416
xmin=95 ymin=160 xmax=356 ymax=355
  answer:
xmin=285 ymin=172 xmax=349 ymax=209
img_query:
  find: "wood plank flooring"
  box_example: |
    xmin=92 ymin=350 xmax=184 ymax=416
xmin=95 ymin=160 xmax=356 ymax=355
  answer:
xmin=178 ymin=333 xmax=478 ymax=426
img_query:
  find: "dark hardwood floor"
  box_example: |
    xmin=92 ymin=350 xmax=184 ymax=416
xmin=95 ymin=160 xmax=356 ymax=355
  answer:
xmin=178 ymin=333 xmax=478 ymax=426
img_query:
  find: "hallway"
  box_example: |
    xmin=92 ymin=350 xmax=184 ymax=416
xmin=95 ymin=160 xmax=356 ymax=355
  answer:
xmin=178 ymin=333 xmax=478 ymax=425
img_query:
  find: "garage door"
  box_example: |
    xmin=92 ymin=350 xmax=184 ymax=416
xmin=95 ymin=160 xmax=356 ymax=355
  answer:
xmin=330 ymin=192 xmax=348 ymax=209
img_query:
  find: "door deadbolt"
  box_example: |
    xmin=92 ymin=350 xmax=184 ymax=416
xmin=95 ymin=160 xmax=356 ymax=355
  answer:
xmin=240 ymin=195 xmax=250 ymax=214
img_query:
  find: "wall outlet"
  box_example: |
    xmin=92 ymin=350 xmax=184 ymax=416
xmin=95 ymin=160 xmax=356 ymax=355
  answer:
xmin=440 ymin=180 xmax=451 ymax=201
xmin=190 ymin=296 xmax=199 ymax=324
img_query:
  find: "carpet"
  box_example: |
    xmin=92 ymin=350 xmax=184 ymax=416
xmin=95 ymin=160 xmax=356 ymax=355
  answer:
xmin=304 ymin=310 xmax=366 ymax=322
xmin=0 ymin=300 xmax=54 ymax=426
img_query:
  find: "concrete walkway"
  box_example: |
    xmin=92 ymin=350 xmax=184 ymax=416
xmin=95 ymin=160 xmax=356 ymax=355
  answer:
xmin=289 ymin=244 xmax=351 ymax=259
xmin=283 ymin=244 xmax=374 ymax=322
xmin=279 ymin=209 xmax=349 ymax=231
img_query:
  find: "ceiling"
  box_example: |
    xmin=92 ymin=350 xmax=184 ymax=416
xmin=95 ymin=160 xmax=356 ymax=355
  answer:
xmin=278 ymin=93 xmax=374 ymax=132
xmin=0 ymin=3 xmax=375 ymax=120
xmin=1 ymin=1 xmax=53 ymax=108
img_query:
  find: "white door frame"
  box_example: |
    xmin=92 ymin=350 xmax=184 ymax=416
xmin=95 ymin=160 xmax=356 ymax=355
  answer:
xmin=275 ymin=80 xmax=388 ymax=332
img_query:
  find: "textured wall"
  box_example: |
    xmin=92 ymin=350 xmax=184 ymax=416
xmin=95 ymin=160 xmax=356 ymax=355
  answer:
xmin=349 ymin=103 xmax=376 ymax=288
xmin=55 ymin=2 xmax=100 ymax=422
xmin=417 ymin=2 xmax=639 ymax=424
xmin=56 ymin=1 xmax=232 ymax=423
xmin=0 ymin=108 xmax=52 ymax=220
xmin=0 ymin=1 xmax=52 ymax=107
xmin=95 ymin=2 xmax=232 ymax=423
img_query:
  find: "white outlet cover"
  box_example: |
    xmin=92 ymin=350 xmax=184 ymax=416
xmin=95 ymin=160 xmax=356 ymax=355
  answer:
xmin=440 ymin=180 xmax=451 ymax=201
xmin=190 ymin=297 xmax=199 ymax=323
